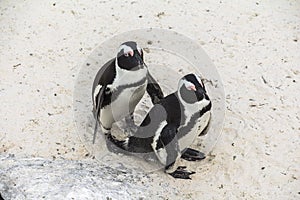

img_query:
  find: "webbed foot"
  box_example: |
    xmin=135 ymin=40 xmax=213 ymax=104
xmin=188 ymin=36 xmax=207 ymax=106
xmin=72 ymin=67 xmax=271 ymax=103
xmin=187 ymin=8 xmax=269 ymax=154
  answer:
xmin=181 ymin=148 xmax=206 ymax=161
xmin=169 ymin=166 xmax=195 ymax=179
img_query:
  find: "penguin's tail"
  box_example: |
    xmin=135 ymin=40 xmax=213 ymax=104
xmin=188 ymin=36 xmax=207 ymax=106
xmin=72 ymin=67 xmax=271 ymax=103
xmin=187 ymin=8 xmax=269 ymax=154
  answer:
xmin=107 ymin=134 xmax=153 ymax=154
xmin=106 ymin=134 xmax=129 ymax=151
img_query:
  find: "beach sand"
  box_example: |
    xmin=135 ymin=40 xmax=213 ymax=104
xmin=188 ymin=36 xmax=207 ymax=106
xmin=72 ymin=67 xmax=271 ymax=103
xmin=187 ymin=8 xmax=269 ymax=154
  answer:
xmin=0 ymin=0 xmax=299 ymax=199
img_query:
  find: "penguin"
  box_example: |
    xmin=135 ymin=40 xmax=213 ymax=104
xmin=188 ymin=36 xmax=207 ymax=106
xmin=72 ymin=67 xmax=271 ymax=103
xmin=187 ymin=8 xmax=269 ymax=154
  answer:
xmin=107 ymin=73 xmax=212 ymax=179
xmin=92 ymin=41 xmax=164 ymax=144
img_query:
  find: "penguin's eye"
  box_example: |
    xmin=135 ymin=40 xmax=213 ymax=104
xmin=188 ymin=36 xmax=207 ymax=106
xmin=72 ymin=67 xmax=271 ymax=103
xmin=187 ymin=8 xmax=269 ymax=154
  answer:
xmin=124 ymin=51 xmax=134 ymax=57
xmin=105 ymin=87 xmax=111 ymax=94
xmin=183 ymin=81 xmax=197 ymax=91
xmin=187 ymin=85 xmax=196 ymax=91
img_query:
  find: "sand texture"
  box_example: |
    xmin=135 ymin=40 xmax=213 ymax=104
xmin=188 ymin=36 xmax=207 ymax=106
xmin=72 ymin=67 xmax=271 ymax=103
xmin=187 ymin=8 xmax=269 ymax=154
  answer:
xmin=0 ymin=0 xmax=299 ymax=199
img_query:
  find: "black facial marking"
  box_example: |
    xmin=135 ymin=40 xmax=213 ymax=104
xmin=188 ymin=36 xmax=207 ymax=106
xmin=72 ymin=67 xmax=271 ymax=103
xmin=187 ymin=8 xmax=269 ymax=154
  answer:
xmin=184 ymin=74 xmax=205 ymax=91
xmin=116 ymin=41 xmax=144 ymax=71
xmin=180 ymin=74 xmax=208 ymax=104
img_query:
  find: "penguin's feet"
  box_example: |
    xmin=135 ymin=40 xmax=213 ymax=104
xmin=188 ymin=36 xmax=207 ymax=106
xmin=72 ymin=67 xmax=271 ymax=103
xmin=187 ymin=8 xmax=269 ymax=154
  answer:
xmin=181 ymin=148 xmax=206 ymax=161
xmin=169 ymin=166 xmax=195 ymax=179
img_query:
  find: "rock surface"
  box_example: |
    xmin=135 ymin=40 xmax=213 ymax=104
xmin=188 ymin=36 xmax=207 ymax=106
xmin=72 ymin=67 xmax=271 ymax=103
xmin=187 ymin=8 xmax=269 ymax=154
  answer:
xmin=0 ymin=155 xmax=180 ymax=200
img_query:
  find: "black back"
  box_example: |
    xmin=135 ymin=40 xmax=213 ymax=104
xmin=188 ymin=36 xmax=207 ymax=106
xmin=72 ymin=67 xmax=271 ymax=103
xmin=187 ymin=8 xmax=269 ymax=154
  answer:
xmin=92 ymin=58 xmax=116 ymax=87
xmin=126 ymin=93 xmax=182 ymax=153
xmin=92 ymin=58 xmax=116 ymax=107
xmin=126 ymin=73 xmax=212 ymax=153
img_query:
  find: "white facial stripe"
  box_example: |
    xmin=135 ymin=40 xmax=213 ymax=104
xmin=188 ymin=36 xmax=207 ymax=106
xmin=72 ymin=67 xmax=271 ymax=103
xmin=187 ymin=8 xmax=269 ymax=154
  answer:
xmin=195 ymin=74 xmax=203 ymax=87
xmin=183 ymin=80 xmax=195 ymax=90
xmin=179 ymin=78 xmax=184 ymax=84
xmin=178 ymin=78 xmax=184 ymax=91
xmin=136 ymin=45 xmax=142 ymax=53
xmin=118 ymin=44 xmax=133 ymax=54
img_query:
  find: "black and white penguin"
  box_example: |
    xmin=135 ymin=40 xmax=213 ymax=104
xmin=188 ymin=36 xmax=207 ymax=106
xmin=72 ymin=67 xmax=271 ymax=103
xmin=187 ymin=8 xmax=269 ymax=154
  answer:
xmin=107 ymin=73 xmax=212 ymax=179
xmin=92 ymin=41 xmax=164 ymax=144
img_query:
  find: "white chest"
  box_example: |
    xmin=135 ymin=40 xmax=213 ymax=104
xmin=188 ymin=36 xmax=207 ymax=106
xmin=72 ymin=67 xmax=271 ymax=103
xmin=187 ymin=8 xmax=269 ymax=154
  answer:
xmin=100 ymin=81 xmax=147 ymax=128
xmin=177 ymin=97 xmax=211 ymax=151
xmin=178 ymin=111 xmax=211 ymax=151
xmin=112 ymin=66 xmax=148 ymax=89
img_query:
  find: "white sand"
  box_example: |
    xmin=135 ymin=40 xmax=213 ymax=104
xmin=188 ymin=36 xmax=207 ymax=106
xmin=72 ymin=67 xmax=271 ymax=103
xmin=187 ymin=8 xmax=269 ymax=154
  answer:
xmin=0 ymin=0 xmax=299 ymax=199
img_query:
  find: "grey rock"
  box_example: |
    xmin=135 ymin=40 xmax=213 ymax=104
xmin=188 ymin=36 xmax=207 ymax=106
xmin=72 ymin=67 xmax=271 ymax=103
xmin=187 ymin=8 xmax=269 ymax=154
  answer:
xmin=0 ymin=155 xmax=179 ymax=200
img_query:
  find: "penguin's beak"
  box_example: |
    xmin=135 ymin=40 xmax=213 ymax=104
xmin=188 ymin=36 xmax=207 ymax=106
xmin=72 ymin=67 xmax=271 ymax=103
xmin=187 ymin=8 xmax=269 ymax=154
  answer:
xmin=204 ymin=93 xmax=210 ymax=101
xmin=195 ymin=87 xmax=209 ymax=101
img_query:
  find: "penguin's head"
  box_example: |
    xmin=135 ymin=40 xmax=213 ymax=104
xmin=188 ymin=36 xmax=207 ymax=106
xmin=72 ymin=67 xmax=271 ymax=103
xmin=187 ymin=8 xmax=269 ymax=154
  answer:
xmin=116 ymin=41 xmax=144 ymax=71
xmin=178 ymin=73 xmax=210 ymax=104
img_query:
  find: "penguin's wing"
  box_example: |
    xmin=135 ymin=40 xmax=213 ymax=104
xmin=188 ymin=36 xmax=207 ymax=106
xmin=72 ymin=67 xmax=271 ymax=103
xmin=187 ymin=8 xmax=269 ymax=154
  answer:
xmin=146 ymin=72 xmax=164 ymax=104
xmin=92 ymin=85 xmax=106 ymax=144
xmin=124 ymin=104 xmax=168 ymax=152
xmin=141 ymin=104 xmax=166 ymax=124
xmin=92 ymin=58 xmax=116 ymax=143
xmin=135 ymin=104 xmax=168 ymax=138
xmin=157 ymin=124 xmax=182 ymax=174
xmin=198 ymin=117 xmax=210 ymax=136
xmin=157 ymin=124 xmax=178 ymax=150
xmin=92 ymin=58 xmax=116 ymax=89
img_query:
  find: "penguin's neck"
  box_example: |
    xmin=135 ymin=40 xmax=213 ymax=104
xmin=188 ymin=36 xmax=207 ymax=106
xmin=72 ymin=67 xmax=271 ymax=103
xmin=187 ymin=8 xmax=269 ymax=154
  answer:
xmin=112 ymin=61 xmax=147 ymax=89
xmin=176 ymin=91 xmax=210 ymax=127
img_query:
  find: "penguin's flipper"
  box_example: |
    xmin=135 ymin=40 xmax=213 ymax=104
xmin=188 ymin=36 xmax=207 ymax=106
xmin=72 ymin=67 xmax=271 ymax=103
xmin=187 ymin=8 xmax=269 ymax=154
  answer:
xmin=92 ymin=85 xmax=106 ymax=144
xmin=181 ymin=148 xmax=206 ymax=161
xmin=146 ymin=72 xmax=164 ymax=104
xmin=198 ymin=119 xmax=210 ymax=136
xmin=159 ymin=125 xmax=179 ymax=168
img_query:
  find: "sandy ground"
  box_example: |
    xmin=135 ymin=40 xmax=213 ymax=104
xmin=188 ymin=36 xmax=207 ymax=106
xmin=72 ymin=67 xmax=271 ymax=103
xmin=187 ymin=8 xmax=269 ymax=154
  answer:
xmin=0 ymin=0 xmax=299 ymax=199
